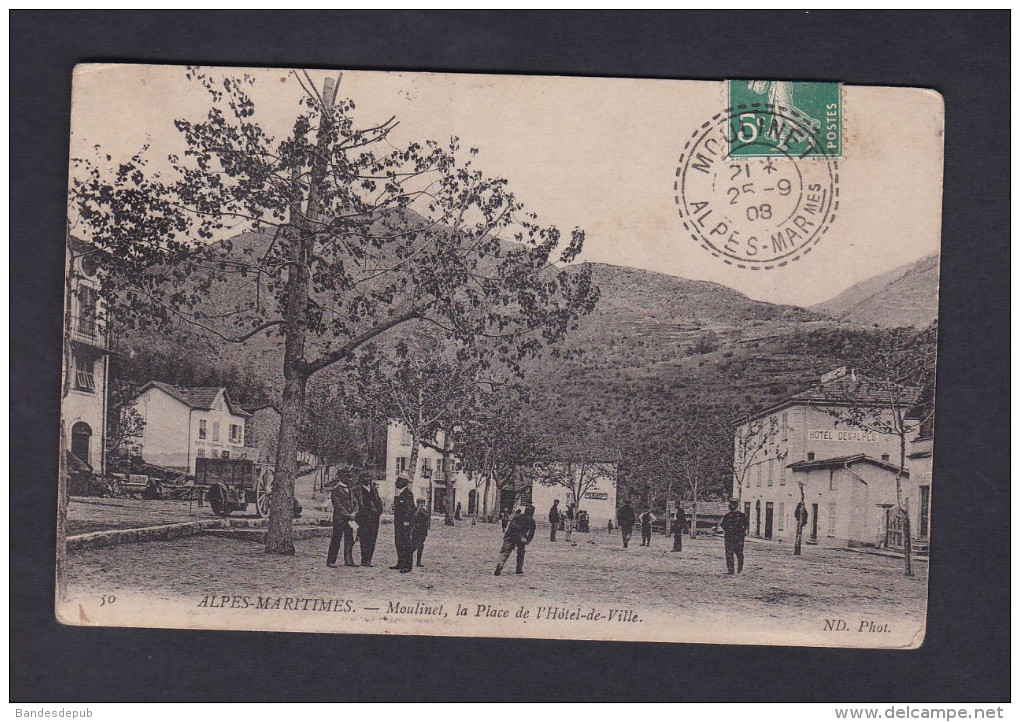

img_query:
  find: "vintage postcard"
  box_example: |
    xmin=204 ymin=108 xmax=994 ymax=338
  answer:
xmin=58 ymin=64 xmax=942 ymax=647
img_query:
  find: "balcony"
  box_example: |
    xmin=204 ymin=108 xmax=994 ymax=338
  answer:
xmin=69 ymin=314 xmax=112 ymax=351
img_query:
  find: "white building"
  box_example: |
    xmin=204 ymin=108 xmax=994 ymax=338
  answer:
xmin=132 ymin=382 xmax=253 ymax=473
xmin=734 ymin=367 xmax=921 ymax=548
xmin=383 ymin=421 xmax=492 ymax=515
xmin=527 ymin=461 xmax=619 ymax=528
xmin=62 ymin=238 xmax=112 ymax=483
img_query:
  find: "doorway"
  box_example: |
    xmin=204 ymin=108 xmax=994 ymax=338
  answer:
xmin=755 ymin=500 xmax=761 ymax=537
xmin=764 ymin=502 xmax=774 ymax=540
xmin=919 ymin=486 xmax=930 ymax=540
xmin=810 ymin=503 xmax=819 ymax=541
xmin=71 ymin=422 xmax=92 ymax=467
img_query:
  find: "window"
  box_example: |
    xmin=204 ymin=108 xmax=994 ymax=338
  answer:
xmin=756 ymin=464 xmax=762 ymax=487
xmin=829 ymin=469 xmax=835 ymax=490
xmin=422 ymin=458 xmax=432 ymax=477
xmin=212 ymin=422 xmax=220 ymax=442
xmin=781 ymin=412 xmax=788 ymax=443
xmin=230 ymin=424 xmax=242 ymax=444
xmin=221 ymin=450 xmax=230 ymax=459
xmin=807 ymin=452 xmax=815 ymax=461
xmin=767 ymin=459 xmax=773 ymax=487
xmin=197 ymin=448 xmax=206 ymax=459
xmin=396 ymin=456 xmax=408 ymax=473
xmin=779 ymin=463 xmax=786 ymax=486
xmin=400 ymin=427 xmax=412 ymax=445
xmin=73 ymin=353 xmax=95 ymax=392
xmin=199 ymin=420 xmax=207 ymax=440
xmin=827 ymin=503 xmax=837 ymax=536
xmin=881 ymin=453 xmax=890 ymax=463
xmin=435 ymin=458 xmax=444 ymax=477
xmin=778 ymin=503 xmax=785 ymax=531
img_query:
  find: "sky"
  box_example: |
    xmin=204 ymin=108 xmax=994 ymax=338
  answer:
xmin=69 ymin=64 xmax=944 ymax=307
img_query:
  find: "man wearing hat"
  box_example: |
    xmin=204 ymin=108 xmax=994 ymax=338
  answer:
xmin=355 ymin=471 xmax=383 ymax=567
xmin=494 ymin=505 xmax=537 ymax=576
xmin=720 ymin=499 xmax=750 ymax=574
xmin=326 ymin=472 xmax=361 ymax=568
xmin=391 ymin=472 xmax=416 ymax=573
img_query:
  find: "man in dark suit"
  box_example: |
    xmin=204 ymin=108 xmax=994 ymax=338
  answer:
xmin=672 ymin=502 xmax=687 ymax=552
xmin=326 ymin=473 xmax=360 ymax=568
xmin=355 ymin=471 xmax=383 ymax=567
xmin=391 ymin=472 xmax=416 ymax=573
xmin=617 ymin=500 xmax=636 ymax=548
xmin=720 ymin=499 xmax=750 ymax=574
xmin=548 ymin=500 xmax=560 ymax=541
xmin=495 ymin=505 xmax=537 ymax=576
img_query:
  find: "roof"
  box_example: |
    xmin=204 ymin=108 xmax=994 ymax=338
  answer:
xmin=738 ymin=370 xmax=921 ymax=425
xmin=788 ymin=454 xmax=907 ymax=477
xmin=140 ymin=381 xmax=251 ymax=417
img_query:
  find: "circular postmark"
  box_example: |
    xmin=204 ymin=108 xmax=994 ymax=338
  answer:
xmin=674 ymin=104 xmax=839 ymax=270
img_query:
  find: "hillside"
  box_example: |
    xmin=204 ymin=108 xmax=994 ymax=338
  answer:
xmin=811 ymin=253 xmax=940 ymax=328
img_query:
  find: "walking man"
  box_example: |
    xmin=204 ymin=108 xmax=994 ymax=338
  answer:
xmin=411 ymin=498 xmax=431 ymax=567
xmin=355 ymin=471 xmax=383 ymax=567
xmin=671 ymin=502 xmax=687 ymax=552
xmin=326 ymin=473 xmax=361 ymax=568
xmin=565 ymin=502 xmax=576 ymax=542
xmin=495 ymin=505 xmax=537 ymax=576
xmin=617 ymin=500 xmax=636 ymax=549
xmin=548 ymin=499 xmax=561 ymax=542
xmin=721 ymin=499 xmax=750 ymax=574
xmin=391 ymin=472 xmax=416 ymax=573
xmin=639 ymin=507 xmax=656 ymax=546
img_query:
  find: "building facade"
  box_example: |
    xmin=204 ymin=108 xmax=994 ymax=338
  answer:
xmin=62 ymin=239 xmax=113 ymax=479
xmin=132 ymin=382 xmax=252 ymax=473
xmin=734 ymin=368 xmax=921 ymax=548
xmin=383 ymin=421 xmax=491 ymax=515
xmin=527 ymin=462 xmax=619 ymax=528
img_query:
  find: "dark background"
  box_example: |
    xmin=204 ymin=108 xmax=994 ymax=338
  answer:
xmin=11 ymin=11 xmax=1009 ymax=702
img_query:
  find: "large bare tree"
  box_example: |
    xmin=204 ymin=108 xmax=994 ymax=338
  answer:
xmin=69 ymin=68 xmax=598 ymax=554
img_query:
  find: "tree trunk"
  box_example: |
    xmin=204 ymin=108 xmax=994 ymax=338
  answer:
xmin=408 ymin=431 xmax=421 ymax=506
xmin=266 ymin=81 xmax=336 ymax=554
xmin=898 ymin=436 xmax=913 ymax=577
xmin=440 ymin=428 xmax=452 ymax=526
xmin=482 ymin=474 xmax=491 ymax=520
xmin=265 ymin=219 xmax=312 ymax=555
xmin=689 ymin=497 xmax=698 ymax=540
xmin=794 ymin=485 xmax=806 ymax=556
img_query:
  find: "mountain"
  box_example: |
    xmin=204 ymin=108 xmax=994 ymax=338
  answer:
xmin=811 ymin=253 xmax=940 ymax=328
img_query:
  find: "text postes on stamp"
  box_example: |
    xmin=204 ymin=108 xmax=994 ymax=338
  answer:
xmin=674 ymin=89 xmax=840 ymax=269
xmin=728 ymin=80 xmax=842 ymax=159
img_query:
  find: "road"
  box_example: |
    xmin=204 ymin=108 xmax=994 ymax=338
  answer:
xmin=64 ymin=518 xmax=928 ymax=646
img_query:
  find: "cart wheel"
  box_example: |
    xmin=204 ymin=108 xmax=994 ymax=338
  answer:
xmin=209 ymin=486 xmax=231 ymax=517
xmin=255 ymin=472 xmax=272 ymax=518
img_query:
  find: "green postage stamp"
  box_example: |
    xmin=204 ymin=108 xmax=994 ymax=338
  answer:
xmin=727 ymin=80 xmax=842 ymax=159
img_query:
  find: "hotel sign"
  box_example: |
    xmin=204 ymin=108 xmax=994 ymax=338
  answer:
xmin=809 ymin=428 xmax=878 ymax=443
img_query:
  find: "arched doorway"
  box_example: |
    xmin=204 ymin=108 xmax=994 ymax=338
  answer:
xmin=71 ymin=422 xmax=92 ymax=467
xmin=467 ymin=489 xmax=478 ymax=515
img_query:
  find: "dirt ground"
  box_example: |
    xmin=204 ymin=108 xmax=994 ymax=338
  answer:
xmin=65 ymin=517 xmax=928 ymax=646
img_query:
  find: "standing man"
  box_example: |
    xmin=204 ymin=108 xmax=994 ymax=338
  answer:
xmin=617 ymin=500 xmax=636 ymax=549
xmin=326 ymin=473 xmax=361 ymax=568
xmin=495 ymin=505 xmax=537 ymax=576
xmin=671 ymin=502 xmax=687 ymax=553
xmin=391 ymin=472 xmax=416 ymax=573
xmin=548 ymin=499 xmax=561 ymax=542
xmin=411 ymin=498 xmax=431 ymax=567
xmin=355 ymin=471 xmax=383 ymax=567
xmin=721 ymin=499 xmax=750 ymax=574
xmin=565 ymin=502 xmax=576 ymax=542
xmin=639 ymin=507 xmax=656 ymax=546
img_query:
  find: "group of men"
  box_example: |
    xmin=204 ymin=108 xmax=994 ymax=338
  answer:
xmin=329 ymin=471 xmax=751 ymax=576
xmin=326 ymin=470 xmax=430 ymax=573
xmin=610 ymin=499 xmax=749 ymax=573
